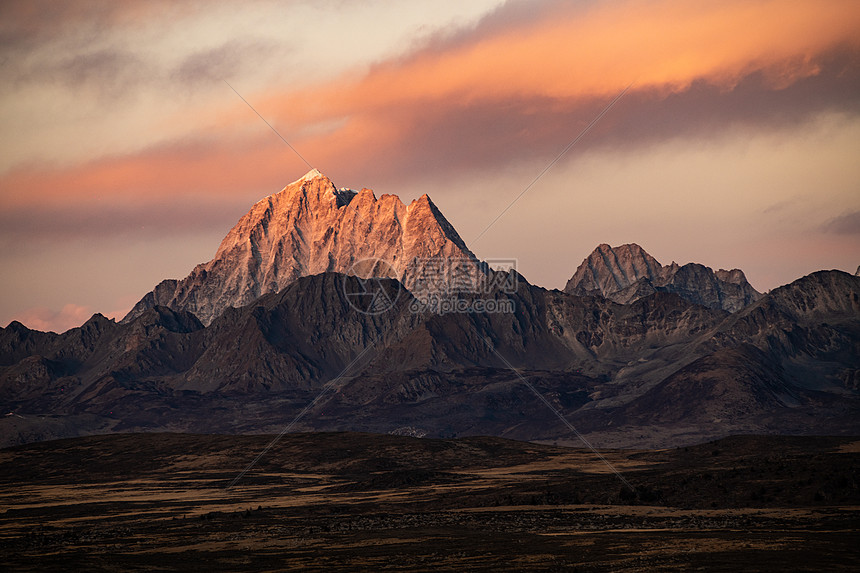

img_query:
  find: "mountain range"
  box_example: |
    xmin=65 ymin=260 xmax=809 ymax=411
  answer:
xmin=1 ymin=170 xmax=858 ymax=448
xmin=564 ymin=242 xmax=761 ymax=312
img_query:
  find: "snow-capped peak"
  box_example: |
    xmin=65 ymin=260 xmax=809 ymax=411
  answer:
xmin=122 ymin=174 xmax=480 ymax=326
xmin=297 ymin=168 xmax=323 ymax=183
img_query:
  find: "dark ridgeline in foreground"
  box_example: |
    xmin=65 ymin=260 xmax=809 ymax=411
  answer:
xmin=1 ymin=266 xmax=858 ymax=448
xmin=1 ymin=170 xmax=858 ymax=447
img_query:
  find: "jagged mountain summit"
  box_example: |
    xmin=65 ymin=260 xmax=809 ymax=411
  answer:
xmin=122 ymin=169 xmax=479 ymax=325
xmin=564 ymin=243 xmax=761 ymax=312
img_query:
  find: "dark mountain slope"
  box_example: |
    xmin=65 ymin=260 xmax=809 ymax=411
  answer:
xmin=1 ymin=271 xmax=858 ymax=448
xmin=179 ymin=273 xmax=418 ymax=393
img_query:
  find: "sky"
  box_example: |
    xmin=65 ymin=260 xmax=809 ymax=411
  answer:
xmin=1 ymin=0 xmax=858 ymax=332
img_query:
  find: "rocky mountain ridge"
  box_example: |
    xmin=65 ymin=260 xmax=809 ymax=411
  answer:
xmin=122 ymin=172 xmax=765 ymax=329
xmin=122 ymin=169 xmax=480 ymax=326
xmin=565 ymin=243 xmax=761 ymax=312
xmin=2 ymin=269 xmax=857 ymax=448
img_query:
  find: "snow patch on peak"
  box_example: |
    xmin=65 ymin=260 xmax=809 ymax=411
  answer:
xmin=295 ymin=168 xmax=323 ymax=184
xmin=301 ymin=168 xmax=322 ymax=181
xmin=254 ymin=169 xmax=329 ymax=205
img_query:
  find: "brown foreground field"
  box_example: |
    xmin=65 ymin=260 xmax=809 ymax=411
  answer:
xmin=0 ymin=432 xmax=858 ymax=571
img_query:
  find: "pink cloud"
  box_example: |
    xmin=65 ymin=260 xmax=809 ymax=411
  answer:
xmin=10 ymin=303 xmax=102 ymax=333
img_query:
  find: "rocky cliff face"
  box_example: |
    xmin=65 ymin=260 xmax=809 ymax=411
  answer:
xmin=122 ymin=169 xmax=479 ymax=325
xmin=564 ymin=243 xmax=761 ymax=312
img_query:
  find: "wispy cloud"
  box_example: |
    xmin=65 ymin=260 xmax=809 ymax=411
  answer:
xmin=0 ymin=135 xmax=294 ymax=206
xmin=822 ymin=211 xmax=860 ymax=235
xmin=256 ymin=0 xmax=860 ymax=185
xmin=274 ymin=0 xmax=859 ymax=112
xmin=171 ymin=39 xmax=283 ymax=89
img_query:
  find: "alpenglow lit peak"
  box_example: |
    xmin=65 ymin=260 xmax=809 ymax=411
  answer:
xmin=122 ymin=171 xmax=481 ymax=325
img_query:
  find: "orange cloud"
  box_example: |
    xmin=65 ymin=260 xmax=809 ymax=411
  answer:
xmin=0 ymin=135 xmax=305 ymax=210
xmin=219 ymin=0 xmax=857 ymax=188
xmin=2 ymin=0 xmax=857 ymax=214
xmin=273 ymin=0 xmax=860 ymax=123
